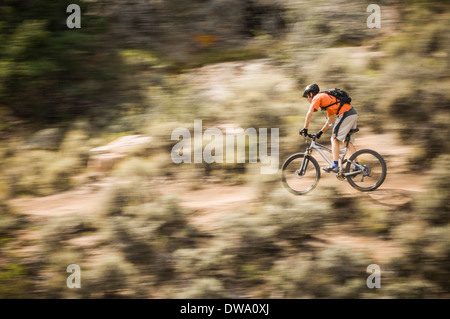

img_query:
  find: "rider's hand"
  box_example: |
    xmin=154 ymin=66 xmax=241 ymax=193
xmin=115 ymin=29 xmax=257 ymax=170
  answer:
xmin=315 ymin=131 xmax=323 ymax=139
xmin=299 ymin=128 xmax=308 ymax=136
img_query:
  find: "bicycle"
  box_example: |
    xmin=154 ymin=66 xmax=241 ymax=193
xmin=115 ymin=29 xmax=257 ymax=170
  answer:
xmin=281 ymin=128 xmax=387 ymax=195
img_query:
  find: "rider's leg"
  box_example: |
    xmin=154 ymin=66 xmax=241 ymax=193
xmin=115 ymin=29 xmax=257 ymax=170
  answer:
xmin=332 ymin=137 xmax=340 ymax=164
xmin=347 ymin=142 xmax=356 ymax=157
xmin=332 ymin=140 xmax=358 ymax=169
xmin=323 ymin=137 xmax=340 ymax=172
xmin=325 ymin=113 xmax=357 ymax=172
xmin=347 ymin=141 xmax=360 ymax=169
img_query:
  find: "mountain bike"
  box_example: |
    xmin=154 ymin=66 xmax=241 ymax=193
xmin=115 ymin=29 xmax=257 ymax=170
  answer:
xmin=281 ymin=128 xmax=387 ymax=195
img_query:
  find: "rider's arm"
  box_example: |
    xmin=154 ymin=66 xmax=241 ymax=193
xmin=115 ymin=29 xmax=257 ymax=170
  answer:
xmin=320 ymin=114 xmax=336 ymax=133
xmin=303 ymin=95 xmax=322 ymax=129
xmin=303 ymin=104 xmax=316 ymax=129
xmin=320 ymin=120 xmax=330 ymax=133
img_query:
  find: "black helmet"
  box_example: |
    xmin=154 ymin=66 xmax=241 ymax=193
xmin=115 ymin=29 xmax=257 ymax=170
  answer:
xmin=302 ymin=83 xmax=320 ymax=98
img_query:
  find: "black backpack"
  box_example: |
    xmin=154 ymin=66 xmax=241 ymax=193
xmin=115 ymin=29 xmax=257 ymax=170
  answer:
xmin=320 ymin=88 xmax=352 ymax=114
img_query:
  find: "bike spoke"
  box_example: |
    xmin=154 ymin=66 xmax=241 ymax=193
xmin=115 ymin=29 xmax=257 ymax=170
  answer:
xmin=345 ymin=149 xmax=386 ymax=192
xmin=282 ymin=154 xmax=320 ymax=195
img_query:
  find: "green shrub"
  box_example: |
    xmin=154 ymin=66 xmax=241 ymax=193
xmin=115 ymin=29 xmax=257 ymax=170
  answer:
xmin=59 ymin=129 xmax=90 ymax=162
xmin=270 ymin=245 xmax=370 ymax=298
xmin=0 ymin=200 xmax=21 ymax=236
xmin=173 ymin=241 xmax=236 ymax=277
xmin=82 ymin=253 xmax=142 ymax=298
xmin=112 ymin=157 xmax=160 ymax=180
xmin=355 ymin=204 xmax=392 ymax=235
xmin=420 ymin=225 xmax=450 ymax=289
xmin=39 ymin=215 xmax=95 ymax=253
xmin=0 ymin=1 xmax=121 ymax=121
xmin=97 ymin=191 xmax=200 ymax=283
xmin=263 ymin=189 xmax=333 ymax=240
xmin=380 ymin=280 xmax=437 ymax=299
xmin=414 ymin=155 xmax=450 ymax=225
xmin=172 ymin=278 xmax=230 ymax=299
xmin=0 ymin=263 xmax=30 ymax=298
xmin=1 ymin=128 xmax=91 ymax=196
xmin=390 ymin=221 xmax=450 ymax=296
xmin=97 ymin=179 xmax=154 ymax=217
xmin=37 ymin=248 xmax=84 ymax=298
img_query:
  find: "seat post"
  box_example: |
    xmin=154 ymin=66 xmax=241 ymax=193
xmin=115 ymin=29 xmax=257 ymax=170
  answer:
xmin=344 ymin=135 xmax=351 ymax=148
xmin=345 ymin=128 xmax=359 ymax=148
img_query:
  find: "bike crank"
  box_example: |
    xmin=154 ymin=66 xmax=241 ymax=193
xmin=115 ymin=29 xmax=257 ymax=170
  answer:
xmin=336 ymin=170 xmax=346 ymax=181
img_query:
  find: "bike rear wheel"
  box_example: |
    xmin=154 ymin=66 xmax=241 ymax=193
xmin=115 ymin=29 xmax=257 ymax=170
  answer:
xmin=281 ymin=153 xmax=320 ymax=195
xmin=345 ymin=149 xmax=387 ymax=192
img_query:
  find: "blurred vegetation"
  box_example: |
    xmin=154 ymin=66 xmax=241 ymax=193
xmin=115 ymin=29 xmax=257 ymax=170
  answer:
xmin=0 ymin=0 xmax=123 ymax=122
xmin=0 ymin=0 xmax=449 ymax=299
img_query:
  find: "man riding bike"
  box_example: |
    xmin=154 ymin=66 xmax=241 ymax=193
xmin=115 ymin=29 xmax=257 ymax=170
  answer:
xmin=299 ymin=83 xmax=358 ymax=173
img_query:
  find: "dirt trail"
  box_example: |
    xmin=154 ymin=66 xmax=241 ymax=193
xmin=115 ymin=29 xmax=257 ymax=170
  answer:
xmin=9 ymin=128 xmax=422 ymax=219
xmin=6 ymin=127 xmax=422 ymax=269
xmin=9 ymin=58 xmax=423 ymax=223
xmin=9 ymin=178 xmax=115 ymax=222
xmin=9 ymin=128 xmax=421 ymax=242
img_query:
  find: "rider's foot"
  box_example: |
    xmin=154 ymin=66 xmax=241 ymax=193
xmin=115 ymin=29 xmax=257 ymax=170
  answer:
xmin=322 ymin=165 xmax=339 ymax=173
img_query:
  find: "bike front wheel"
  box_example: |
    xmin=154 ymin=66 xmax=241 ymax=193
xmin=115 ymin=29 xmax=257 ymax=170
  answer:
xmin=345 ymin=149 xmax=387 ymax=192
xmin=281 ymin=153 xmax=320 ymax=195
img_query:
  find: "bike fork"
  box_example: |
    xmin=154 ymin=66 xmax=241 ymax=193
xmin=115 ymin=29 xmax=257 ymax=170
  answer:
xmin=298 ymin=153 xmax=310 ymax=176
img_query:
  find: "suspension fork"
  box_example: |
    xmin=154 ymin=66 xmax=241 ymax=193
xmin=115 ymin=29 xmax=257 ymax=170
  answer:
xmin=298 ymin=148 xmax=312 ymax=176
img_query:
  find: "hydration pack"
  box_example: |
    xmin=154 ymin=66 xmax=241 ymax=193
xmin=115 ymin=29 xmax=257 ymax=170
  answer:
xmin=320 ymin=88 xmax=352 ymax=114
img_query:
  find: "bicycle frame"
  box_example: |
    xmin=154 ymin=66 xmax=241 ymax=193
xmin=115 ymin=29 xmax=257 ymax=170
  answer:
xmin=299 ymin=139 xmax=361 ymax=177
xmin=307 ymin=140 xmax=342 ymax=166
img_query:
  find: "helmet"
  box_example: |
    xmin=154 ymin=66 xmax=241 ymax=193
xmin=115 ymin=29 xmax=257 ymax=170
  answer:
xmin=302 ymin=83 xmax=320 ymax=98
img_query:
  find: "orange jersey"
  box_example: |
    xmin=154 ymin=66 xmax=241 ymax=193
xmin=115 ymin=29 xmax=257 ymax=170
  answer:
xmin=310 ymin=92 xmax=352 ymax=116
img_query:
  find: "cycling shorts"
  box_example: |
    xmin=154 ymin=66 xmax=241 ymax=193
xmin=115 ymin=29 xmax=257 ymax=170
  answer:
xmin=332 ymin=108 xmax=358 ymax=143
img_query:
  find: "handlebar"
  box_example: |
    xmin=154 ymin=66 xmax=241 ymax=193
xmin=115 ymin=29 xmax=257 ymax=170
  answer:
xmin=300 ymin=132 xmax=317 ymax=140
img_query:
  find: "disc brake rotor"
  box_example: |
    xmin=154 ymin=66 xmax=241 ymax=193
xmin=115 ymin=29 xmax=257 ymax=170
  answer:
xmin=362 ymin=165 xmax=371 ymax=176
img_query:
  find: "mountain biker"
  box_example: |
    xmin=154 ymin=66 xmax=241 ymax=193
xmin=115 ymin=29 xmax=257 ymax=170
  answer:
xmin=299 ymin=83 xmax=358 ymax=173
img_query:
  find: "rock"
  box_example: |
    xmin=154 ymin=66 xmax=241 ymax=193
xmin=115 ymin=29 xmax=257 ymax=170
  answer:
xmin=88 ymin=135 xmax=152 ymax=171
xmin=23 ymin=128 xmax=64 ymax=150
xmin=89 ymin=135 xmax=152 ymax=155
